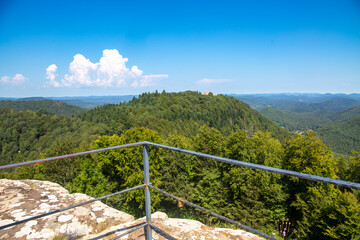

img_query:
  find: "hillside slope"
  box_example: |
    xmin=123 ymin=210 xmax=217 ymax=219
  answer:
xmin=317 ymin=116 xmax=360 ymax=155
xmin=260 ymin=108 xmax=335 ymax=131
xmin=231 ymin=93 xmax=360 ymax=112
xmin=337 ymin=105 xmax=360 ymax=120
xmin=79 ymin=91 xmax=291 ymax=141
xmin=0 ymin=99 xmax=87 ymax=116
xmin=0 ymin=108 xmax=109 ymax=165
xmin=260 ymin=106 xmax=360 ymax=155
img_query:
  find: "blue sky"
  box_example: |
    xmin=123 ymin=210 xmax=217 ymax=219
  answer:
xmin=0 ymin=0 xmax=359 ymax=97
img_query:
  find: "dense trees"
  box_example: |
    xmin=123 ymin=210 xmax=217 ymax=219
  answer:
xmin=260 ymin=106 xmax=360 ymax=155
xmin=69 ymin=127 xmax=164 ymax=217
xmin=317 ymin=116 xmax=360 ymax=155
xmin=282 ymin=132 xmax=360 ymax=239
xmin=260 ymin=107 xmax=335 ymax=131
xmin=1 ymin=91 xmax=359 ymax=239
xmin=79 ymin=91 xmax=291 ymax=141
xmin=0 ymin=108 xmax=109 ymax=166
xmin=221 ymin=130 xmax=287 ymax=232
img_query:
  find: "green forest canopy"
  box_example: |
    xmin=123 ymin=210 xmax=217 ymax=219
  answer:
xmin=0 ymin=91 xmax=359 ymax=239
xmin=3 ymin=126 xmax=359 ymax=240
xmin=79 ymin=91 xmax=291 ymax=141
xmin=260 ymin=106 xmax=360 ymax=155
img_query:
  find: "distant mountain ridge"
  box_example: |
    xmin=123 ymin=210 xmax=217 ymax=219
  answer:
xmin=4 ymin=93 xmax=359 ymax=111
xmin=0 ymin=95 xmax=138 ymax=108
xmin=0 ymin=99 xmax=87 ymax=116
xmin=49 ymin=95 xmax=137 ymax=108
xmin=235 ymin=94 xmax=360 ymax=155
xmin=17 ymin=97 xmax=47 ymax=101
xmin=230 ymin=93 xmax=360 ymax=112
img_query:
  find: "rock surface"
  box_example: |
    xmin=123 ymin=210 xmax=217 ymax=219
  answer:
xmin=0 ymin=179 xmax=133 ymax=239
xmin=87 ymin=212 xmax=265 ymax=240
xmin=0 ymin=179 xmax=265 ymax=239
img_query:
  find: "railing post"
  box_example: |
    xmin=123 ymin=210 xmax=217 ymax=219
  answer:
xmin=143 ymin=144 xmax=152 ymax=240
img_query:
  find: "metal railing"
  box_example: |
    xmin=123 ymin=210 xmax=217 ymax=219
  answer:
xmin=1 ymin=141 xmax=359 ymax=240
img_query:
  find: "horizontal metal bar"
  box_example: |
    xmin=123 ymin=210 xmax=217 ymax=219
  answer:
xmin=149 ymin=185 xmax=277 ymax=240
xmin=149 ymin=223 xmax=178 ymax=240
xmin=3 ymin=140 xmax=358 ymax=189
xmin=88 ymin=222 xmax=147 ymax=240
xmin=91 ymin=222 xmax=148 ymax=240
xmin=0 ymin=184 xmax=145 ymax=230
xmin=144 ymin=141 xmax=360 ymax=189
xmin=110 ymin=222 xmax=148 ymax=240
xmin=0 ymin=141 xmax=146 ymax=170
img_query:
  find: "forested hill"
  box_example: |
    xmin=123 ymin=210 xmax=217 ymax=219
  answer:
xmin=0 ymin=99 xmax=87 ymax=116
xmin=317 ymin=115 xmax=360 ymax=155
xmin=231 ymin=93 xmax=360 ymax=112
xmin=259 ymin=106 xmax=360 ymax=155
xmin=260 ymin=105 xmax=360 ymax=132
xmin=0 ymin=108 xmax=110 ymax=165
xmin=79 ymin=91 xmax=291 ymax=141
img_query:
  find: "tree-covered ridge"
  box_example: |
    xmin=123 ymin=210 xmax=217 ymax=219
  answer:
xmin=338 ymin=105 xmax=360 ymax=120
xmin=0 ymin=108 xmax=110 ymax=165
xmin=260 ymin=106 xmax=360 ymax=155
xmin=79 ymin=91 xmax=291 ymax=141
xmin=260 ymin=105 xmax=360 ymax=132
xmin=232 ymin=93 xmax=360 ymax=112
xmin=260 ymin=107 xmax=335 ymax=131
xmin=0 ymin=99 xmax=87 ymax=116
xmin=317 ymin=116 xmax=360 ymax=155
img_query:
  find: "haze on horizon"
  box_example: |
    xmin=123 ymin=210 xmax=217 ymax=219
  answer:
xmin=1 ymin=0 xmax=360 ymax=97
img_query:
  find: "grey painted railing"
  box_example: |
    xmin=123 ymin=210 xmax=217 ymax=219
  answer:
xmin=1 ymin=141 xmax=359 ymax=240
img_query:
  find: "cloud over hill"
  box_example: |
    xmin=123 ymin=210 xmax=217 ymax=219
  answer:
xmin=46 ymin=49 xmax=168 ymax=88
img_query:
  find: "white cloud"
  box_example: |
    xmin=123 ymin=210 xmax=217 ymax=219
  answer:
xmin=63 ymin=54 xmax=97 ymax=87
xmin=0 ymin=74 xmax=27 ymax=85
xmin=0 ymin=76 xmax=10 ymax=83
xmin=197 ymin=78 xmax=233 ymax=85
xmin=46 ymin=49 xmax=167 ymax=88
xmin=12 ymin=74 xmax=27 ymax=84
xmin=131 ymin=66 xmax=143 ymax=77
xmin=46 ymin=64 xmax=59 ymax=87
